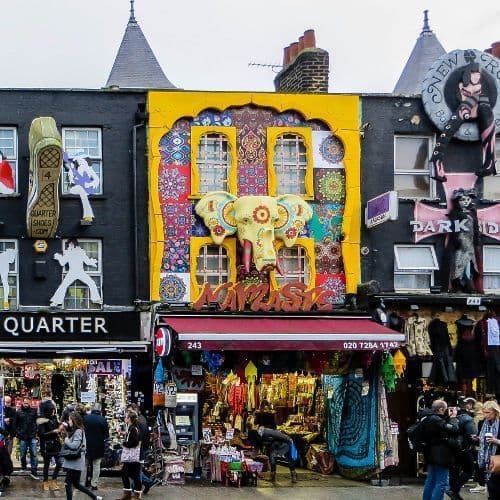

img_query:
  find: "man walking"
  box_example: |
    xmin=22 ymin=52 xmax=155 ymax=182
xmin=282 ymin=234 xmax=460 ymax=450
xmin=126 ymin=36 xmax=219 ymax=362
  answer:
xmin=2 ymin=396 xmax=16 ymax=457
xmin=83 ymin=403 xmax=109 ymax=491
xmin=421 ymin=399 xmax=459 ymax=500
xmin=14 ymin=397 xmax=38 ymax=479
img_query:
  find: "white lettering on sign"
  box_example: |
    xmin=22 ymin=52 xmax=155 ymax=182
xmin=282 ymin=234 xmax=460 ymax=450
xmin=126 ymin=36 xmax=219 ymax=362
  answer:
xmin=342 ymin=341 xmax=400 ymax=350
xmin=466 ymin=297 xmax=481 ymax=306
xmin=410 ymin=219 xmax=479 ymax=234
xmin=0 ymin=316 xmax=109 ymax=337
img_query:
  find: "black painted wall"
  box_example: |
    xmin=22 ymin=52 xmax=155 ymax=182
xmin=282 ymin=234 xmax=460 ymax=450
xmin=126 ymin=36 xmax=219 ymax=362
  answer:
xmin=360 ymin=95 xmax=488 ymax=291
xmin=0 ymin=89 xmax=149 ymax=307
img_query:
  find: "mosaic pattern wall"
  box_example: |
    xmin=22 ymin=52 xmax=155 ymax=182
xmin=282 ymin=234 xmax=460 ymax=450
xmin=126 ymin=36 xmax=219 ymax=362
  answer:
xmin=157 ymin=105 xmax=347 ymax=304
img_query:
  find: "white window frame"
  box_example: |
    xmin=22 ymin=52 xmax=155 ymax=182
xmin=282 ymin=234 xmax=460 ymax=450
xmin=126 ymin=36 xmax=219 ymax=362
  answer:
xmin=196 ymin=133 xmax=232 ymax=194
xmin=195 ymin=244 xmax=230 ymax=292
xmin=0 ymin=239 xmax=18 ymax=308
xmin=62 ymin=127 xmax=103 ymax=195
xmin=394 ymin=244 xmax=438 ymax=292
xmin=61 ymin=238 xmax=103 ymax=310
xmin=394 ymin=135 xmax=435 ymax=200
xmin=273 ymin=134 xmax=308 ymax=196
xmin=0 ymin=127 xmax=18 ymax=195
xmin=483 ymin=245 xmax=500 ymax=292
xmin=275 ymin=245 xmax=311 ymax=288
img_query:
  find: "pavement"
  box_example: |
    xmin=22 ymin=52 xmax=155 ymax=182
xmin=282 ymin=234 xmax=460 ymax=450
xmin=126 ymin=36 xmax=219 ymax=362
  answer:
xmin=0 ymin=469 xmax=487 ymax=499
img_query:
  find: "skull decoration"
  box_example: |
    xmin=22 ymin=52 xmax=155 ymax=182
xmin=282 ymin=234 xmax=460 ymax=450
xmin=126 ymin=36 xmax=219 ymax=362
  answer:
xmin=195 ymin=191 xmax=313 ymax=273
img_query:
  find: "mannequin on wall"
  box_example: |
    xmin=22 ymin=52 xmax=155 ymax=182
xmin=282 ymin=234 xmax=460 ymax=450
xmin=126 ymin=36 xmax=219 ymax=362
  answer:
xmin=455 ymin=314 xmax=482 ymax=387
xmin=428 ymin=313 xmax=456 ymax=386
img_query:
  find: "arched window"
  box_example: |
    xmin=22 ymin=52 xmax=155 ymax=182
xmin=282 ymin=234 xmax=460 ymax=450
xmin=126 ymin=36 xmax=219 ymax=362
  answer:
xmin=272 ymin=238 xmax=316 ymax=290
xmin=195 ymin=243 xmax=230 ymax=291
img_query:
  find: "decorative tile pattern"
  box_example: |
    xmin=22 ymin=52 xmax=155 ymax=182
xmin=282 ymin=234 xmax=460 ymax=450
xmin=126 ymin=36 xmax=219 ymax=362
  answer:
xmin=162 ymin=202 xmax=192 ymax=240
xmin=163 ymin=238 xmax=189 ymax=273
xmin=158 ymin=164 xmax=189 ymax=202
xmin=315 ymin=241 xmax=343 ymax=274
xmin=313 ymin=131 xmax=345 ymax=169
xmin=315 ymin=169 xmax=345 ymax=203
xmin=192 ymin=110 xmax=233 ymax=127
xmin=316 ymin=273 xmax=346 ymax=305
xmin=273 ymin=112 xmax=304 ymax=127
xmin=158 ymin=130 xmax=190 ymax=165
xmin=159 ymin=273 xmax=190 ymax=302
xmin=310 ymin=203 xmax=344 ymax=241
xmin=192 ymin=206 xmax=210 ymax=237
xmin=238 ymin=163 xmax=268 ymax=196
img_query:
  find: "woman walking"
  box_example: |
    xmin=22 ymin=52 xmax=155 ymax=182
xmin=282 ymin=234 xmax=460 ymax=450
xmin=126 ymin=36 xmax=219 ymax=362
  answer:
xmin=37 ymin=404 xmax=63 ymax=492
xmin=116 ymin=410 xmax=142 ymax=500
xmin=61 ymin=411 xmax=102 ymax=500
xmin=476 ymin=400 xmax=500 ymax=499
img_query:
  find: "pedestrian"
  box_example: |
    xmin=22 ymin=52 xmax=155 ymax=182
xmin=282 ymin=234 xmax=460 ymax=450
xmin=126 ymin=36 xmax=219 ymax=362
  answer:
xmin=247 ymin=419 xmax=297 ymax=483
xmin=14 ymin=397 xmax=38 ymax=479
xmin=37 ymin=403 xmax=63 ymax=492
xmin=447 ymin=397 xmax=477 ymax=500
xmin=116 ymin=410 xmax=142 ymax=500
xmin=84 ymin=403 xmax=109 ymax=491
xmin=38 ymin=391 xmax=58 ymax=419
xmin=0 ymin=425 xmax=13 ymax=494
xmin=2 ymin=396 xmax=16 ymax=457
xmin=60 ymin=411 xmax=102 ymax=500
xmin=420 ymin=399 xmax=459 ymax=500
xmin=476 ymin=400 xmax=500 ymax=499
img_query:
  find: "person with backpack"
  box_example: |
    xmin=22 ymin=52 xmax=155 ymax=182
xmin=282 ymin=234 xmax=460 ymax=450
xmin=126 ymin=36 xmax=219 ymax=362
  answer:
xmin=420 ymin=399 xmax=459 ymax=500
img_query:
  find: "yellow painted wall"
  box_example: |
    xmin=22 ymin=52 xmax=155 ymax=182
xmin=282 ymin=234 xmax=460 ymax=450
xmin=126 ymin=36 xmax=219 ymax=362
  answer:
xmin=148 ymin=91 xmax=360 ymax=300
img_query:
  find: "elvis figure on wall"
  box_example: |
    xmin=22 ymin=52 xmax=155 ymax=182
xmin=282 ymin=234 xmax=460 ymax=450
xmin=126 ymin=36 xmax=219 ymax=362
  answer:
xmin=0 ymin=247 xmax=16 ymax=310
xmin=63 ymin=154 xmax=100 ymax=222
xmin=50 ymin=239 xmax=102 ymax=307
xmin=447 ymin=188 xmax=481 ymax=293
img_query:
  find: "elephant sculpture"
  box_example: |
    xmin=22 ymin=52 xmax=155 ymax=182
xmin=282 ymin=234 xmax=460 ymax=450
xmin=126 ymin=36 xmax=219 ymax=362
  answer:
xmin=195 ymin=191 xmax=313 ymax=273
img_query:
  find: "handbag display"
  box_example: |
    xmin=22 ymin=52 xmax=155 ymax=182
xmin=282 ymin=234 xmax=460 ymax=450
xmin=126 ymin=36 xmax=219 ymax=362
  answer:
xmin=490 ymin=455 xmax=500 ymax=474
xmin=121 ymin=443 xmax=141 ymax=463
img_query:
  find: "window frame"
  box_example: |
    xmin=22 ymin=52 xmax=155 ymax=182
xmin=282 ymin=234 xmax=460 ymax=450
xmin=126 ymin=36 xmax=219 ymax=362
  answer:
xmin=393 ymin=244 xmax=438 ymax=292
xmin=393 ymin=134 xmax=435 ymax=200
xmin=482 ymin=135 xmax=500 ymax=200
xmin=61 ymin=127 xmax=103 ymax=195
xmin=0 ymin=239 xmax=19 ymax=309
xmin=60 ymin=238 xmax=103 ymax=310
xmin=190 ymin=126 xmax=237 ymax=198
xmin=267 ymin=127 xmax=314 ymax=199
xmin=189 ymin=237 xmax=237 ymax=300
xmin=483 ymin=245 xmax=500 ymax=292
xmin=270 ymin=237 xmax=316 ymax=290
xmin=0 ymin=126 xmax=18 ymax=195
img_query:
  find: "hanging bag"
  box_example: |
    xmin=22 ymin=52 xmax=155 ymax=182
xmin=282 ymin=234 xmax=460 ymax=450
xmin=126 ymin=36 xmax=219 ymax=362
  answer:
xmin=120 ymin=427 xmax=141 ymax=463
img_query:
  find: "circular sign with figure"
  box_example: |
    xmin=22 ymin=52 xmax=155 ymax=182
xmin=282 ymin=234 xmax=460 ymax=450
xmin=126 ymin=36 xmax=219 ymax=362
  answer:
xmin=155 ymin=327 xmax=172 ymax=357
xmin=422 ymin=49 xmax=500 ymax=141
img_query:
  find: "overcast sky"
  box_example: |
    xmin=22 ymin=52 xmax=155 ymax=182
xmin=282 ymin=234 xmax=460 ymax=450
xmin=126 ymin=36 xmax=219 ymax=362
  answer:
xmin=2 ymin=0 xmax=499 ymax=93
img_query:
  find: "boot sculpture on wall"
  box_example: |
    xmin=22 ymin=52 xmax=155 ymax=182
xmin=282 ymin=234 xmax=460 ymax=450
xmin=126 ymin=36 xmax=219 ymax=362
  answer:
xmin=26 ymin=117 xmax=63 ymax=238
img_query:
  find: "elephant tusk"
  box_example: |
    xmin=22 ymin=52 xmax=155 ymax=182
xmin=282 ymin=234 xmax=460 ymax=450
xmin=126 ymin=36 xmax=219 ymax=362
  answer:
xmin=243 ymin=239 xmax=252 ymax=273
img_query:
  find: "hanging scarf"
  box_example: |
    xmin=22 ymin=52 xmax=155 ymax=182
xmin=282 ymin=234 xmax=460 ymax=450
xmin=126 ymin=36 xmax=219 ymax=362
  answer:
xmin=478 ymin=418 xmax=499 ymax=480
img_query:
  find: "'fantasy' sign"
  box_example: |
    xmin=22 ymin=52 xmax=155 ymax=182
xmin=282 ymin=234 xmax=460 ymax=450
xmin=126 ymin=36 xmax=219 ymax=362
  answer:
xmin=192 ymin=282 xmax=334 ymax=312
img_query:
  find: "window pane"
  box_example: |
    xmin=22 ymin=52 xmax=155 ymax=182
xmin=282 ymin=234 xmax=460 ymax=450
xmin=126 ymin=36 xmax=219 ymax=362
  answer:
xmin=484 ymin=247 xmax=500 ymax=272
xmin=395 ymin=246 xmax=437 ymax=270
xmin=275 ymin=246 xmax=310 ymax=287
xmin=196 ymin=133 xmax=230 ymax=193
xmin=483 ymin=175 xmax=500 ymax=201
xmin=195 ymin=244 xmax=229 ymax=291
xmin=394 ymin=173 xmax=430 ymax=198
xmin=0 ymin=239 xmax=18 ymax=308
xmin=484 ymin=274 xmax=500 ymax=291
xmin=273 ymin=134 xmax=307 ymax=195
xmin=395 ymin=137 xmax=430 ymax=171
xmin=394 ymin=273 xmax=431 ymax=290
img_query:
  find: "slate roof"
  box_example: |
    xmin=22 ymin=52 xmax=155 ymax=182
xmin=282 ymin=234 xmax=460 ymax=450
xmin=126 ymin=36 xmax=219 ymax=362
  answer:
xmin=393 ymin=11 xmax=445 ymax=96
xmin=105 ymin=12 xmax=176 ymax=89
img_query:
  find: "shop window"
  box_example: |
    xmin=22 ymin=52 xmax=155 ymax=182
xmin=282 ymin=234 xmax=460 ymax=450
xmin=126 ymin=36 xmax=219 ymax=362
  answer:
xmin=0 ymin=127 xmax=18 ymax=195
xmin=267 ymin=127 xmax=314 ymax=198
xmin=271 ymin=238 xmax=316 ymax=289
xmin=190 ymin=126 xmax=237 ymax=197
xmin=190 ymin=237 xmax=236 ymax=300
xmin=62 ymin=128 xmax=103 ymax=194
xmin=394 ymin=244 xmax=438 ymax=292
xmin=394 ymin=135 xmax=434 ymax=199
xmin=0 ymin=239 xmax=18 ymax=309
xmin=483 ymin=246 xmax=500 ymax=292
xmin=61 ymin=239 xmax=102 ymax=310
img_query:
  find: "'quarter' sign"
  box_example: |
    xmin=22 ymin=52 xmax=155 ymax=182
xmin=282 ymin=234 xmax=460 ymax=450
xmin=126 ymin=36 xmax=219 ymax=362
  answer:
xmin=155 ymin=327 xmax=172 ymax=357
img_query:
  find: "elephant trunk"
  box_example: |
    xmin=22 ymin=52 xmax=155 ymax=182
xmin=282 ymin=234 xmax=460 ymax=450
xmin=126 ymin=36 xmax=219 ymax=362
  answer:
xmin=243 ymin=239 xmax=252 ymax=273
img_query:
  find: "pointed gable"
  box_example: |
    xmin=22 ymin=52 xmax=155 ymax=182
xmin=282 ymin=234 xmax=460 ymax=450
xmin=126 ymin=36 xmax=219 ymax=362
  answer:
xmin=105 ymin=11 xmax=176 ymax=89
xmin=393 ymin=10 xmax=445 ymax=96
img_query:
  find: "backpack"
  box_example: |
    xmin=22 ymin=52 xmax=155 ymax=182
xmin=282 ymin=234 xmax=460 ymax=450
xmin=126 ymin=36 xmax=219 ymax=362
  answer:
xmin=407 ymin=416 xmax=428 ymax=452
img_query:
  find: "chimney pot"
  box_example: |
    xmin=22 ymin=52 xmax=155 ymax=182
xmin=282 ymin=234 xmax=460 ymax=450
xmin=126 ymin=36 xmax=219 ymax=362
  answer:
xmin=491 ymin=41 xmax=500 ymax=58
xmin=283 ymin=46 xmax=290 ymax=66
xmin=303 ymin=29 xmax=316 ymax=49
xmin=289 ymin=42 xmax=299 ymax=60
xmin=298 ymin=36 xmax=305 ymax=53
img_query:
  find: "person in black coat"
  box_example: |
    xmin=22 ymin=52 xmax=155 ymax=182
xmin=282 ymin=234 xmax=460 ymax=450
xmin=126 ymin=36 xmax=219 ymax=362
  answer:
xmin=2 ymin=396 xmax=16 ymax=457
xmin=83 ymin=403 xmax=109 ymax=491
xmin=14 ymin=397 xmax=38 ymax=478
xmin=421 ymin=400 xmax=459 ymax=500
xmin=37 ymin=404 xmax=63 ymax=491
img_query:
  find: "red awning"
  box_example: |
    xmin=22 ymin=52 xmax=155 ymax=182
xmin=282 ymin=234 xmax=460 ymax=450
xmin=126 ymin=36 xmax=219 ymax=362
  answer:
xmin=160 ymin=316 xmax=404 ymax=351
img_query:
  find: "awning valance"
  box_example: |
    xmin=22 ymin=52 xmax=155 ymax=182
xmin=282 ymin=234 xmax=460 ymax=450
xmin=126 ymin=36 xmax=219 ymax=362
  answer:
xmin=160 ymin=316 xmax=404 ymax=351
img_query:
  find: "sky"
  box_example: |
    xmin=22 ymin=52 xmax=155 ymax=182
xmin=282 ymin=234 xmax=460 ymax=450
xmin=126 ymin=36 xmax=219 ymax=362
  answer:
xmin=2 ymin=0 xmax=500 ymax=93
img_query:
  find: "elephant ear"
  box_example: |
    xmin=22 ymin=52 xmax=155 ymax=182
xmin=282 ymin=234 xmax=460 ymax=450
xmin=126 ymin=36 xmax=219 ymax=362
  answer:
xmin=195 ymin=191 xmax=237 ymax=244
xmin=274 ymin=195 xmax=313 ymax=247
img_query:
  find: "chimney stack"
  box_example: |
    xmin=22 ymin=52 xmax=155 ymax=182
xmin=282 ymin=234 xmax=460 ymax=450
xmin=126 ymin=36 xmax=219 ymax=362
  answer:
xmin=274 ymin=29 xmax=329 ymax=93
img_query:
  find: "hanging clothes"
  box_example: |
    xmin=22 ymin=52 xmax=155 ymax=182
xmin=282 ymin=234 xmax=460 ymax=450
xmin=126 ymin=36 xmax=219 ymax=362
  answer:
xmin=381 ymin=354 xmax=397 ymax=392
xmin=392 ymin=350 xmax=407 ymax=377
xmin=405 ymin=315 xmax=432 ymax=357
xmin=428 ymin=317 xmax=457 ymax=385
xmin=477 ymin=316 xmax=500 ymax=396
xmin=454 ymin=315 xmax=482 ymax=380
